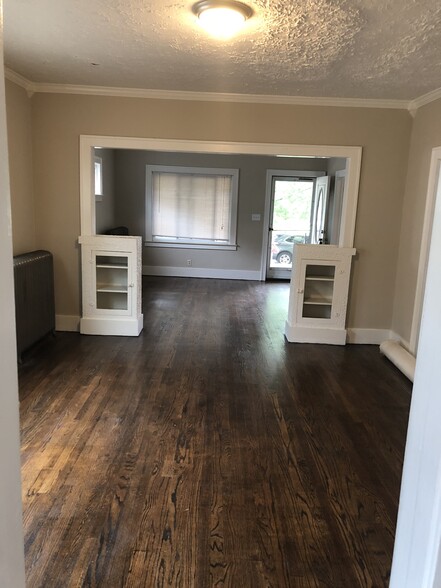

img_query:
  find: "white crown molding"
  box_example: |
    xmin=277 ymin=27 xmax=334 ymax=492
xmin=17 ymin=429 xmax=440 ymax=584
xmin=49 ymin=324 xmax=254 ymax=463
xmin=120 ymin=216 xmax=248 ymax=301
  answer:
xmin=4 ymin=68 xmax=409 ymax=110
xmin=408 ymin=87 xmax=441 ymax=113
xmin=34 ymin=82 xmax=410 ymax=110
xmin=6 ymin=68 xmax=441 ymax=112
xmin=4 ymin=68 xmax=36 ymax=96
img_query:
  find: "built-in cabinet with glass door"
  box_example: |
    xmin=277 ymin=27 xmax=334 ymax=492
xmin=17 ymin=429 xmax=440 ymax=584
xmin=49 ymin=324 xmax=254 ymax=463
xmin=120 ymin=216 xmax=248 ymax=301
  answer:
xmin=79 ymin=235 xmax=143 ymax=336
xmin=285 ymin=244 xmax=356 ymax=344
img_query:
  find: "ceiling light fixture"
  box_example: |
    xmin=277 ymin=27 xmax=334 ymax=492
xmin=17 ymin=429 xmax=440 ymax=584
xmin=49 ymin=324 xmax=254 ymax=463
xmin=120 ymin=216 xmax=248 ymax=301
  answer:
xmin=192 ymin=0 xmax=253 ymax=39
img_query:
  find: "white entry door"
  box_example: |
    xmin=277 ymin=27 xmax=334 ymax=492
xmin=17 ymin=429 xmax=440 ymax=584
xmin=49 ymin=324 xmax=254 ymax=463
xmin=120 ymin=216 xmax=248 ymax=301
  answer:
xmin=266 ymin=175 xmax=317 ymax=279
xmin=311 ymin=175 xmax=330 ymax=244
xmin=328 ymin=170 xmax=345 ymax=245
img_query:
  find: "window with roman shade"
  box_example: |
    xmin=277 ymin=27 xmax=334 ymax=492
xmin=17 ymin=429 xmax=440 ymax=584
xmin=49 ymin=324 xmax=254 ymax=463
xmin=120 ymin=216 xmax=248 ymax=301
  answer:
xmin=145 ymin=165 xmax=239 ymax=250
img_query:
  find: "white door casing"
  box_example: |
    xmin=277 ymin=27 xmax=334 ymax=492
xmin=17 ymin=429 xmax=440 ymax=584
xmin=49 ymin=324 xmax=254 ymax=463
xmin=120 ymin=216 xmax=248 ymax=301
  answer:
xmin=409 ymin=146 xmax=441 ymax=355
xmin=79 ymin=136 xmax=362 ymax=281
xmin=0 ymin=2 xmax=27 ymax=583
xmin=390 ymin=145 xmax=441 ymax=588
xmin=311 ymin=175 xmax=330 ymax=244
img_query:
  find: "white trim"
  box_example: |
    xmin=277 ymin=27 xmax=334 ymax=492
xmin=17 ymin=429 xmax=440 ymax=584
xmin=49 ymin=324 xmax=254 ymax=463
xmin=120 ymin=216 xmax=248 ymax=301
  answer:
xmin=81 ymin=135 xmax=362 ymax=158
xmin=81 ymin=138 xmax=361 ymax=290
xmin=55 ymin=314 xmax=80 ymax=332
xmin=285 ymin=322 xmax=347 ymax=345
xmin=346 ymin=328 xmax=396 ymax=345
xmin=261 ymin=171 xmax=273 ymax=281
xmin=390 ymin=154 xmax=441 ymax=587
xmin=408 ymin=87 xmax=441 ymax=112
xmin=379 ymin=339 xmax=416 ymax=382
xmin=340 ymin=156 xmax=361 ymax=247
xmin=80 ymin=137 xmax=362 ymax=268
xmin=142 ymin=265 xmax=261 ymax=281
xmin=4 ymin=68 xmax=35 ymax=96
xmin=389 ymin=331 xmax=412 ymax=351
xmin=0 ymin=32 xmax=27 ymax=586
xmin=409 ymin=146 xmax=441 ymax=355
xmin=80 ymin=137 xmax=95 ymax=235
xmin=7 ymin=68 xmax=441 ymax=113
xmin=145 ymin=241 xmax=237 ymax=251
xmin=2 ymin=70 xmax=408 ymax=110
xmin=286 ymin=317 xmax=397 ymax=346
xmin=330 ymin=169 xmax=346 ymax=244
xmin=80 ymin=315 xmax=143 ymax=336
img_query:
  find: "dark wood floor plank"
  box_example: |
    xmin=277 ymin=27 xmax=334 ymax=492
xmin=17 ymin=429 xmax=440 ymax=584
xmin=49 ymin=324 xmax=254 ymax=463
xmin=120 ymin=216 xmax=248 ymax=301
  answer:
xmin=19 ymin=276 xmax=412 ymax=587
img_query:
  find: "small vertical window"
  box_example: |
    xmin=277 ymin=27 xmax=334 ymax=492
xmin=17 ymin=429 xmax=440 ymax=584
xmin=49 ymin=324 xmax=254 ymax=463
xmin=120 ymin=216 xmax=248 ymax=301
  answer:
xmin=94 ymin=156 xmax=103 ymax=200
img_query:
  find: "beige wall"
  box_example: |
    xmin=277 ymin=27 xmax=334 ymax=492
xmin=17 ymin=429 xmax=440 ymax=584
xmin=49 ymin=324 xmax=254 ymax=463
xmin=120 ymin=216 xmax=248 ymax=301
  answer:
xmin=5 ymin=79 xmax=36 ymax=255
xmin=392 ymin=97 xmax=441 ymax=345
xmin=29 ymin=92 xmax=412 ymax=328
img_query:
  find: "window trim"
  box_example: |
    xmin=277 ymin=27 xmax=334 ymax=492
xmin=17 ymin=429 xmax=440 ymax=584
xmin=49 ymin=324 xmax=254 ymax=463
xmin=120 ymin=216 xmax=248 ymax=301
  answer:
xmin=145 ymin=164 xmax=239 ymax=250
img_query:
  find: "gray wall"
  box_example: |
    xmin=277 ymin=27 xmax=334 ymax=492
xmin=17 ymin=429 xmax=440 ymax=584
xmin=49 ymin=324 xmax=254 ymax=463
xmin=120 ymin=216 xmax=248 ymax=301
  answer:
xmin=113 ymin=149 xmax=331 ymax=272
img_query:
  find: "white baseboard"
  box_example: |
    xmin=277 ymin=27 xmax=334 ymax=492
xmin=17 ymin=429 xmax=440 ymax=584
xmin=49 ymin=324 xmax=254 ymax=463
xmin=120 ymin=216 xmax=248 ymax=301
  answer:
xmin=389 ymin=332 xmax=412 ymax=352
xmin=285 ymin=321 xmax=347 ymax=345
xmin=379 ymin=339 xmax=415 ymax=381
xmin=142 ymin=265 xmax=261 ymax=281
xmin=80 ymin=315 xmax=143 ymax=337
xmin=56 ymin=316 xmax=403 ymax=346
xmin=56 ymin=315 xmax=80 ymax=332
xmin=285 ymin=325 xmax=398 ymax=346
xmin=348 ymin=328 xmax=412 ymax=348
xmin=346 ymin=328 xmax=397 ymax=345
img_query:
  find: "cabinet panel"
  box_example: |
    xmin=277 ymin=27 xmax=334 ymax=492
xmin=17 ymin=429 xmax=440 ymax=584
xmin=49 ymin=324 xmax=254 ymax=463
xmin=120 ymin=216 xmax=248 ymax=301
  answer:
xmin=79 ymin=235 xmax=143 ymax=336
xmin=97 ymin=291 xmax=128 ymax=311
xmin=302 ymin=304 xmax=332 ymax=319
xmin=286 ymin=245 xmax=355 ymax=345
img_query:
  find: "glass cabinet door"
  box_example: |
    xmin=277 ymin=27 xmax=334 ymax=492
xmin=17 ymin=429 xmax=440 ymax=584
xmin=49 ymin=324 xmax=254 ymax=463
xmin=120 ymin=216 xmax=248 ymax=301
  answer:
xmin=93 ymin=252 xmax=131 ymax=314
xmin=301 ymin=264 xmax=335 ymax=319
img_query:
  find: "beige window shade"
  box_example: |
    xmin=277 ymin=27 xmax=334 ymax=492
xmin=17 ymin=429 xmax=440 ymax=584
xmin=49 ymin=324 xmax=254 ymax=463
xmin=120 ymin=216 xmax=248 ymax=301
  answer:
xmin=151 ymin=171 xmax=233 ymax=243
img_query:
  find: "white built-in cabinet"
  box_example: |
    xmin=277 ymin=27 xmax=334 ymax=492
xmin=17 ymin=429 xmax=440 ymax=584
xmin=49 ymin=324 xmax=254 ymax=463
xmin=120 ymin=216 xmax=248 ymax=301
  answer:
xmin=285 ymin=245 xmax=356 ymax=345
xmin=79 ymin=235 xmax=143 ymax=336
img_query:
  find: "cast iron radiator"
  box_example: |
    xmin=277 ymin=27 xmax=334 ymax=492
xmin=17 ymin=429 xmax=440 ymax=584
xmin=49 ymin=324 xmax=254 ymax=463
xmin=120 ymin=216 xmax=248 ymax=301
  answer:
xmin=13 ymin=250 xmax=55 ymax=359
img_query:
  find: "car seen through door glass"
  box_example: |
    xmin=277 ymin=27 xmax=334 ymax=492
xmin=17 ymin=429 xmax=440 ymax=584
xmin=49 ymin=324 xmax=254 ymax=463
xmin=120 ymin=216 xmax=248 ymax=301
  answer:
xmin=271 ymin=233 xmax=307 ymax=267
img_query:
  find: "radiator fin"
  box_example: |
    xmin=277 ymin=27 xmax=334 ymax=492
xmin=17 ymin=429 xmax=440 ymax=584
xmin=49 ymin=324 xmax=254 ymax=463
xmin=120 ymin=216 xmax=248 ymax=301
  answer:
xmin=13 ymin=250 xmax=55 ymax=358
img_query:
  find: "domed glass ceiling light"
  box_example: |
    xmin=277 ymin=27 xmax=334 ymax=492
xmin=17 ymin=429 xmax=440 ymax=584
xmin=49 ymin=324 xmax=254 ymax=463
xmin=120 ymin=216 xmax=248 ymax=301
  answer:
xmin=193 ymin=0 xmax=253 ymax=39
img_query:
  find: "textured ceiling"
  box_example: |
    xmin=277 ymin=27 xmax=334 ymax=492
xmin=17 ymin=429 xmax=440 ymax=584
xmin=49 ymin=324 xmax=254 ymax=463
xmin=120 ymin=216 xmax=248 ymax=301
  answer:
xmin=4 ymin=0 xmax=441 ymax=100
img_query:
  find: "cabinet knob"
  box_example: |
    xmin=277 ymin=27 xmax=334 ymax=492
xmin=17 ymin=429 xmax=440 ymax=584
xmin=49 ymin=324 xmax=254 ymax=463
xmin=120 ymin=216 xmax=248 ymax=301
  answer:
xmin=129 ymin=283 xmax=134 ymax=288
xmin=297 ymin=288 xmax=304 ymax=294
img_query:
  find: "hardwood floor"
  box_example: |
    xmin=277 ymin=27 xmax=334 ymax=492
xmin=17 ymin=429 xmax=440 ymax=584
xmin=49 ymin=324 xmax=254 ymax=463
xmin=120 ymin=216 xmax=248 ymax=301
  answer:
xmin=19 ymin=277 xmax=412 ymax=587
